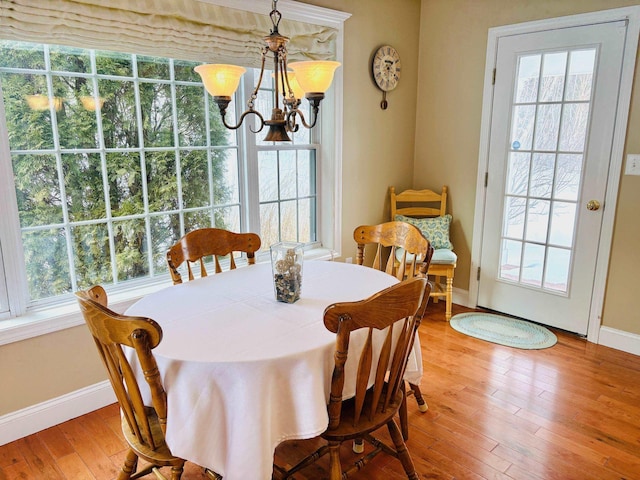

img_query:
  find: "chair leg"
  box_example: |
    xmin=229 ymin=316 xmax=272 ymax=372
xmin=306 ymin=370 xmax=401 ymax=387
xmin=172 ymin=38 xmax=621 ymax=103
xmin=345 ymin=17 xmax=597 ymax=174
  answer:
xmin=445 ymin=275 xmax=453 ymax=321
xmin=386 ymin=420 xmax=419 ymax=480
xmin=399 ymin=386 xmax=409 ymax=440
xmin=169 ymin=464 xmax=184 ymax=480
xmin=118 ymin=449 xmax=138 ymax=480
xmin=409 ymin=382 xmax=428 ymax=413
xmin=328 ymin=441 xmax=342 ymax=480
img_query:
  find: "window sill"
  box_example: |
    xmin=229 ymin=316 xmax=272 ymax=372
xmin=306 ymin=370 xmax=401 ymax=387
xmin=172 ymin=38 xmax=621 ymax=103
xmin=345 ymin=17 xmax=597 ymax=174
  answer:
xmin=0 ymin=247 xmax=337 ymax=346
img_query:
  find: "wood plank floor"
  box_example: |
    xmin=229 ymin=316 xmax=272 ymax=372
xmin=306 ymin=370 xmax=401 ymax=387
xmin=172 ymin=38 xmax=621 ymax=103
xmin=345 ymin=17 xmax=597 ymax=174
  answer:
xmin=2 ymin=300 xmax=640 ymax=479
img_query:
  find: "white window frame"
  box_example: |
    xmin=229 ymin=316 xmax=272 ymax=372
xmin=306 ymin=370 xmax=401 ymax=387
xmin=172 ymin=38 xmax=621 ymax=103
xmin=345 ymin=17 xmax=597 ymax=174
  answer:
xmin=0 ymin=0 xmax=349 ymax=344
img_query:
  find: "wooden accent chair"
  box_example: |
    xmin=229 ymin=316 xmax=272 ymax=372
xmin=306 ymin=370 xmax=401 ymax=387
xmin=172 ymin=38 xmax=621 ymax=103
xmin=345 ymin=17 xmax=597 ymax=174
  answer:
xmin=353 ymin=221 xmax=434 ymax=439
xmin=76 ymin=286 xmax=220 ymax=480
xmin=390 ymin=186 xmax=457 ymax=321
xmin=273 ymin=277 xmax=431 ymax=480
xmin=353 ymin=221 xmax=434 ymax=280
xmin=166 ymin=228 xmax=261 ymax=284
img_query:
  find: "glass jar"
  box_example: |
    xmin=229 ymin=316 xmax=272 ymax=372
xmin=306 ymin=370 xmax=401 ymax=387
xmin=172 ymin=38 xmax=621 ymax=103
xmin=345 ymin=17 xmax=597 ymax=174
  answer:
xmin=270 ymin=242 xmax=304 ymax=303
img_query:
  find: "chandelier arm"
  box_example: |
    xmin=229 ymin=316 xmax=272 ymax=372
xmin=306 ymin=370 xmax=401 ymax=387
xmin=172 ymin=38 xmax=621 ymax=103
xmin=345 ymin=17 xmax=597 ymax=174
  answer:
xmin=287 ymin=102 xmax=320 ymax=129
xmin=216 ymin=100 xmax=265 ymax=132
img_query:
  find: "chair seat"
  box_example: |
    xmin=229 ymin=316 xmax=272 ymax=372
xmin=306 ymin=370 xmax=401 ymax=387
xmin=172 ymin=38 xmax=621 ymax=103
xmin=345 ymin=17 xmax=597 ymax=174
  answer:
xmin=431 ymin=248 xmax=457 ymax=265
xmin=396 ymin=247 xmax=456 ymax=265
xmin=322 ymin=388 xmax=404 ymax=442
xmin=121 ymin=408 xmax=182 ymax=467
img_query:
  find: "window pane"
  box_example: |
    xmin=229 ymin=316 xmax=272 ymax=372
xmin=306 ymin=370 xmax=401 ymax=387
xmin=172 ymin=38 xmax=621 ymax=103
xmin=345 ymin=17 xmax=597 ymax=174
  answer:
xmin=215 ymin=149 xmax=239 ymax=205
xmin=279 ymin=151 xmax=297 ymax=199
xmin=100 ymin=79 xmax=139 ymax=148
xmin=214 ymin=206 xmax=240 ymax=231
xmin=151 ymin=214 xmax=181 ymax=273
xmin=280 ymin=200 xmax=298 ymax=242
xmin=297 ymin=150 xmax=316 ymax=197
xmin=13 ymin=153 xmax=63 ymax=227
xmin=50 ymin=45 xmax=91 ymax=73
xmin=113 ymin=218 xmax=149 ymax=281
xmin=181 ymin=150 xmax=209 ymax=209
xmin=106 ymin=152 xmax=143 ymax=216
xmin=22 ymin=228 xmax=71 ymax=300
xmin=138 ymin=56 xmax=170 ymax=80
xmin=259 ymin=151 xmax=278 ymax=202
xmin=96 ymin=50 xmax=133 ymax=76
xmin=260 ymin=203 xmax=279 ymax=249
xmin=298 ymin=198 xmax=313 ymax=243
xmin=177 ymin=84 xmax=206 ymax=146
xmin=140 ymin=82 xmax=174 ymax=147
xmin=146 ymin=151 xmax=178 ymax=211
xmin=0 ymin=41 xmax=45 ymax=69
xmin=72 ymin=223 xmax=112 ymax=289
xmin=175 ymin=60 xmax=200 ymax=82
xmin=63 ymin=153 xmax=105 ymax=222
xmin=1 ymin=72 xmax=54 ymax=150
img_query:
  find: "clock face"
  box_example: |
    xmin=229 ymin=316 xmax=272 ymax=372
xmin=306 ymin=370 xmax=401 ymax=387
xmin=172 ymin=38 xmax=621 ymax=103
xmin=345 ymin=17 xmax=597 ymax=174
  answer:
xmin=372 ymin=45 xmax=401 ymax=92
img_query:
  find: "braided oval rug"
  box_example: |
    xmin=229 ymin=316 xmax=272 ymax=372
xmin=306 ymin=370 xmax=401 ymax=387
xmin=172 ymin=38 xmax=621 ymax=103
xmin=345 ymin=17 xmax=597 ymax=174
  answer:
xmin=450 ymin=312 xmax=557 ymax=349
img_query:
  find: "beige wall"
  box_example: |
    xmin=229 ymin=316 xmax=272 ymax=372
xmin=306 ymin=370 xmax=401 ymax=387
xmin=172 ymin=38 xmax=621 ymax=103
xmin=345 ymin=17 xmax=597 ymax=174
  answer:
xmin=415 ymin=0 xmax=640 ymax=334
xmin=0 ymin=0 xmax=423 ymax=416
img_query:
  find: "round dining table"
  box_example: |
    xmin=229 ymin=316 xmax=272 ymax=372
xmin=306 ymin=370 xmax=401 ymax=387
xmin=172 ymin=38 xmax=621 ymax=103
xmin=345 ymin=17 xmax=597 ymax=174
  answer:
xmin=125 ymin=260 xmax=423 ymax=480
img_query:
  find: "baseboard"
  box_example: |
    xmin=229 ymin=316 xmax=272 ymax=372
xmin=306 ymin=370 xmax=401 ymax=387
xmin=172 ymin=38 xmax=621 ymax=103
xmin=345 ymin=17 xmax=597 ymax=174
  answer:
xmin=452 ymin=287 xmax=471 ymax=308
xmin=0 ymin=381 xmax=116 ymax=446
xmin=598 ymin=326 xmax=640 ymax=356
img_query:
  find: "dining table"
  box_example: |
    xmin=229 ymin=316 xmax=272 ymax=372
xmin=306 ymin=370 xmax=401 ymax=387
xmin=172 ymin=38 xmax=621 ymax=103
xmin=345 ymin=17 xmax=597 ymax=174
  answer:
xmin=125 ymin=259 xmax=423 ymax=480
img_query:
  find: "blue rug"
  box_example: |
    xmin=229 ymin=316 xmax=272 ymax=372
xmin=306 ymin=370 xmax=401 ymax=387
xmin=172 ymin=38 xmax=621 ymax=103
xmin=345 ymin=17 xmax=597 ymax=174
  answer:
xmin=450 ymin=312 xmax=557 ymax=349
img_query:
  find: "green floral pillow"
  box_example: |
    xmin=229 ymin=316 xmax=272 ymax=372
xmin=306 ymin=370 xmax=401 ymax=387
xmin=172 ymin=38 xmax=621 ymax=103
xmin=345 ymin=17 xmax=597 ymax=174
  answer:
xmin=395 ymin=214 xmax=453 ymax=250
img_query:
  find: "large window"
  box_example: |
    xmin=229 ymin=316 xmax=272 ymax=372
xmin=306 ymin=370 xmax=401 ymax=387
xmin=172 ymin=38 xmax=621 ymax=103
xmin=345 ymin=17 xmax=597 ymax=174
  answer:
xmin=0 ymin=41 xmax=322 ymax=312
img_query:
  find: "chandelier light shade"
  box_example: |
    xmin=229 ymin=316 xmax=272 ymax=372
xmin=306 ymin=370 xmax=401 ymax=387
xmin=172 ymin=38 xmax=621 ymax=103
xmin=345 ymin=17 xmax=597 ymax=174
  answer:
xmin=194 ymin=0 xmax=340 ymax=142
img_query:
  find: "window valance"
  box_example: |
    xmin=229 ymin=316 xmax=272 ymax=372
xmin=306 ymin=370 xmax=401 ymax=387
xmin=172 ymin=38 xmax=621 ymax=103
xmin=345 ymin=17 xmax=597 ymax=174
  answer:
xmin=0 ymin=0 xmax=337 ymax=67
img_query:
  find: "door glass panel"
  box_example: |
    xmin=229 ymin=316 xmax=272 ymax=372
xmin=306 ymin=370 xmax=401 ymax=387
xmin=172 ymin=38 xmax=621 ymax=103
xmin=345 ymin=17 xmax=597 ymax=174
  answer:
xmin=549 ymin=201 xmax=576 ymax=248
xmin=500 ymin=239 xmax=522 ymax=282
xmin=544 ymin=247 xmax=571 ymax=292
xmin=521 ymin=243 xmax=545 ymax=287
xmin=506 ymin=152 xmax=530 ymax=195
xmin=530 ymin=153 xmax=555 ymax=198
xmin=525 ymin=199 xmax=549 ymax=243
xmin=539 ymin=52 xmax=567 ymax=102
xmin=559 ymin=103 xmax=590 ymax=151
xmin=515 ymin=55 xmax=541 ymax=103
xmin=501 ymin=46 xmax=594 ymax=295
xmin=533 ymin=104 xmax=561 ymax=150
xmin=503 ymin=197 xmax=526 ymax=239
xmin=566 ymin=49 xmax=596 ymax=101
xmin=511 ymin=105 xmax=535 ymax=150
xmin=554 ymin=154 xmax=583 ymax=201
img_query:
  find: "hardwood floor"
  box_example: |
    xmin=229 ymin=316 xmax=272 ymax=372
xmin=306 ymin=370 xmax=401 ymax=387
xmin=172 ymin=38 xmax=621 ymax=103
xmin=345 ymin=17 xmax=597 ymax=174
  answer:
xmin=2 ymin=300 xmax=640 ymax=479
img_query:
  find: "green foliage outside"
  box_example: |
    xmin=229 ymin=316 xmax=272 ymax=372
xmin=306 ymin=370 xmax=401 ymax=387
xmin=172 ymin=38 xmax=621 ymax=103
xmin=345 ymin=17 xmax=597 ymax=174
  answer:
xmin=0 ymin=41 xmax=235 ymax=301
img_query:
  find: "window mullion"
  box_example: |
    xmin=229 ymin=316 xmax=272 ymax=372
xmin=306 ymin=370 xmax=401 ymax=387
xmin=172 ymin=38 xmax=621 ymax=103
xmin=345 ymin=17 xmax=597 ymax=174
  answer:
xmin=241 ymin=74 xmax=260 ymax=236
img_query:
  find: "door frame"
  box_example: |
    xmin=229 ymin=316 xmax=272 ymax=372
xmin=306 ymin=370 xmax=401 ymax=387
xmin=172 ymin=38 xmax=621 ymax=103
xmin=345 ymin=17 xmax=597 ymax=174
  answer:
xmin=469 ymin=6 xmax=640 ymax=343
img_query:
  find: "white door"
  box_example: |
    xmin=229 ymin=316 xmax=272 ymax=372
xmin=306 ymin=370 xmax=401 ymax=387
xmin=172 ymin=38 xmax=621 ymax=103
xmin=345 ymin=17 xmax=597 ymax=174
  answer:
xmin=478 ymin=21 xmax=627 ymax=335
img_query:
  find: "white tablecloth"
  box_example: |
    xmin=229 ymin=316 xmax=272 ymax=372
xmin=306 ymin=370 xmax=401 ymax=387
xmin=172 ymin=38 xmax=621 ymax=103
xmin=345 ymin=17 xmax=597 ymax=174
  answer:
xmin=125 ymin=260 xmax=423 ymax=479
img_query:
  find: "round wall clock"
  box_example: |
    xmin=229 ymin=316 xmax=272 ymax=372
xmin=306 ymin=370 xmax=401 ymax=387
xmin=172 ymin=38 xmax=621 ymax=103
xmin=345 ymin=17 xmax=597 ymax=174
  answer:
xmin=372 ymin=45 xmax=401 ymax=109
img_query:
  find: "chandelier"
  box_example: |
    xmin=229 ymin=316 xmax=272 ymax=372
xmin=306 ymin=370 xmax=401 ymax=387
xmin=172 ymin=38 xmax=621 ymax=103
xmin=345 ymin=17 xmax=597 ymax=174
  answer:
xmin=194 ymin=0 xmax=340 ymax=142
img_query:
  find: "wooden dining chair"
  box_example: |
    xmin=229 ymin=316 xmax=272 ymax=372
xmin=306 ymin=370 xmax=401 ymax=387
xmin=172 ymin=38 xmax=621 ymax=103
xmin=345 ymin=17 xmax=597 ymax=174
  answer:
xmin=390 ymin=186 xmax=457 ymax=321
xmin=166 ymin=228 xmax=261 ymax=284
xmin=353 ymin=220 xmax=434 ymax=439
xmin=273 ymin=277 xmax=431 ymax=480
xmin=76 ymin=286 xmax=221 ymax=480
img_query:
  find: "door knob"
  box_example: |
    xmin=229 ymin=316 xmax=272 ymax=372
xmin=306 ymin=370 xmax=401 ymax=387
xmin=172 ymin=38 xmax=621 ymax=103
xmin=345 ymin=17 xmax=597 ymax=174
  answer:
xmin=586 ymin=200 xmax=601 ymax=211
